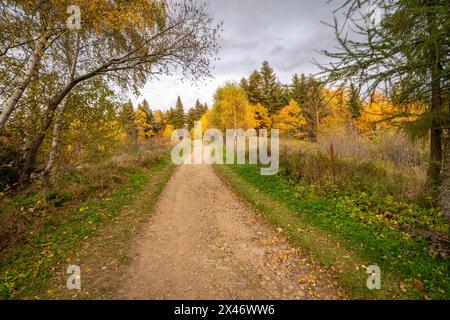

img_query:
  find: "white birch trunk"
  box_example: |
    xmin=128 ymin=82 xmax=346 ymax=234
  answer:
xmin=43 ymin=35 xmax=80 ymax=177
xmin=0 ymin=34 xmax=47 ymax=133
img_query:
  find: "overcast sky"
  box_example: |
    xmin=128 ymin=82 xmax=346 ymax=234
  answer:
xmin=135 ymin=0 xmax=341 ymax=111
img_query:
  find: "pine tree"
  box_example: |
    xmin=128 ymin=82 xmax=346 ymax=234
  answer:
xmin=186 ymin=107 xmax=197 ymax=131
xmin=247 ymin=70 xmax=263 ymax=105
xmin=291 ymin=73 xmax=308 ymax=106
xmin=186 ymin=99 xmax=208 ymax=131
xmin=259 ymin=61 xmax=284 ymax=115
xmin=165 ymin=108 xmax=175 ymax=126
xmin=172 ymin=96 xmax=186 ymax=129
xmin=194 ymin=99 xmax=208 ymax=119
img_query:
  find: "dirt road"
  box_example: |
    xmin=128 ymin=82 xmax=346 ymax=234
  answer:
xmin=114 ymin=164 xmax=339 ymax=299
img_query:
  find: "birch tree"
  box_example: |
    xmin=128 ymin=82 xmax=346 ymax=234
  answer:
xmin=11 ymin=0 xmax=221 ymax=180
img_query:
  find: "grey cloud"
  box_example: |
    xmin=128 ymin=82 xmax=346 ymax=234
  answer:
xmin=140 ymin=0 xmax=342 ymax=109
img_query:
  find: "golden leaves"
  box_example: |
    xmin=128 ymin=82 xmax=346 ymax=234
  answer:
xmin=272 ymin=99 xmax=307 ymax=138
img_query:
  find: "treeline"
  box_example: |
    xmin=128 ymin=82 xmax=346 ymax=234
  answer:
xmin=163 ymin=97 xmax=209 ymax=134
xmin=202 ymin=61 xmax=405 ymax=140
xmin=122 ymin=97 xmax=209 ymax=142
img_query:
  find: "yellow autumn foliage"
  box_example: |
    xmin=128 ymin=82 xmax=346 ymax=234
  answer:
xmin=135 ymin=109 xmax=153 ymax=141
xmin=203 ymin=83 xmax=257 ymax=131
xmin=163 ymin=124 xmax=174 ymax=138
xmin=272 ymin=100 xmax=306 ymax=137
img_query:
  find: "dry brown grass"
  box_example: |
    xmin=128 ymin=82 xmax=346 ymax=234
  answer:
xmin=280 ymin=131 xmax=428 ymax=200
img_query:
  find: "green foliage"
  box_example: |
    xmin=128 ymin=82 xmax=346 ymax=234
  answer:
xmin=217 ymin=163 xmax=449 ymax=299
xmin=241 ymin=61 xmax=287 ymax=115
xmin=186 ymin=99 xmax=208 ymax=131
xmin=290 ymin=73 xmax=308 ymax=106
xmin=348 ymin=83 xmax=363 ymax=120
xmin=171 ymin=96 xmax=186 ymax=129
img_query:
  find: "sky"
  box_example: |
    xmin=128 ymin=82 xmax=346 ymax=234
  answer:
xmin=134 ymin=0 xmax=342 ymax=111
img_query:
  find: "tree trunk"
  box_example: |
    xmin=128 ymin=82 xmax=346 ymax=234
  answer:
xmin=440 ymin=134 xmax=450 ymax=222
xmin=425 ymin=7 xmax=444 ymax=189
xmin=21 ymin=103 xmax=58 ymax=181
xmin=0 ymin=34 xmax=48 ymax=133
xmin=426 ymin=125 xmax=443 ymax=187
xmin=42 ymin=34 xmax=80 ymax=178
xmin=43 ymin=96 xmax=68 ymax=177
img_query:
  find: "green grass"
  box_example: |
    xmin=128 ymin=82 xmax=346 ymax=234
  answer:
xmin=0 ymin=157 xmax=175 ymax=300
xmin=214 ymin=164 xmax=449 ymax=300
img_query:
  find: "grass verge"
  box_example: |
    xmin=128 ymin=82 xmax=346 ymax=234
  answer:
xmin=214 ymin=164 xmax=449 ymax=300
xmin=0 ymin=156 xmax=175 ymax=299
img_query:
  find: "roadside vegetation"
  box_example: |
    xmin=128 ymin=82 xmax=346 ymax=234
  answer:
xmin=215 ymin=134 xmax=449 ymax=299
xmin=0 ymin=141 xmax=174 ymax=299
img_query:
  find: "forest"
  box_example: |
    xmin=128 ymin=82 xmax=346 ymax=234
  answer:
xmin=0 ymin=0 xmax=449 ymax=301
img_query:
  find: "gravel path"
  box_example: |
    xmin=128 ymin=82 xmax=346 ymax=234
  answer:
xmin=115 ymin=164 xmax=339 ymax=300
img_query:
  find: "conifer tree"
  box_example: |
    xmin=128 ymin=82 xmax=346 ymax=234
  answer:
xmin=172 ymin=96 xmax=186 ymax=129
xmin=119 ymin=100 xmax=138 ymax=149
xmin=291 ymin=73 xmax=308 ymax=106
xmin=247 ymin=70 xmax=263 ymax=105
xmin=259 ymin=61 xmax=285 ymax=115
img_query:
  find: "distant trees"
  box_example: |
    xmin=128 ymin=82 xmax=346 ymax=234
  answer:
xmin=290 ymin=74 xmax=308 ymax=106
xmin=203 ymin=81 xmax=305 ymax=137
xmin=272 ymin=100 xmax=306 ymax=138
xmin=119 ymin=101 xmax=138 ymax=150
xmin=347 ymin=83 xmax=363 ymax=122
xmin=229 ymin=61 xmax=427 ymax=142
xmin=172 ymin=97 xmax=186 ymax=129
xmin=205 ymin=83 xmax=255 ymax=131
xmin=241 ymin=61 xmax=287 ymax=115
xmin=200 ymin=63 xmax=396 ymax=139
xmin=136 ymin=100 xmax=155 ymax=141
xmin=187 ymin=99 xmax=208 ymax=131
xmin=132 ymin=96 xmax=209 ymax=137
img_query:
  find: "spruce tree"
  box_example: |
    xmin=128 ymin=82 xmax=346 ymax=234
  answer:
xmin=186 ymin=107 xmax=197 ymax=131
xmin=247 ymin=70 xmax=263 ymax=105
xmin=259 ymin=61 xmax=284 ymax=115
xmin=291 ymin=73 xmax=308 ymax=106
xmin=172 ymin=96 xmax=186 ymax=129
